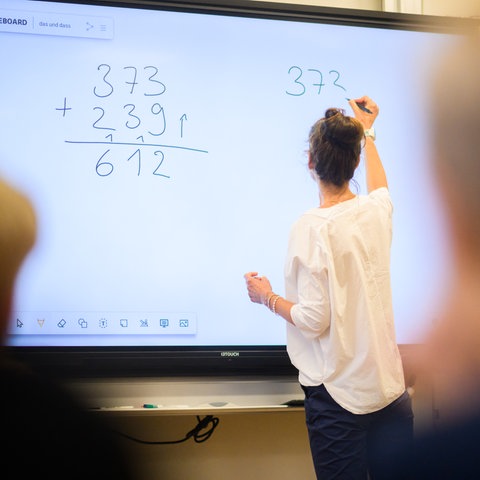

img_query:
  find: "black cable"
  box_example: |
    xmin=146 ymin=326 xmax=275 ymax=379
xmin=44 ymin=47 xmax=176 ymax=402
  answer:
xmin=112 ymin=415 xmax=220 ymax=445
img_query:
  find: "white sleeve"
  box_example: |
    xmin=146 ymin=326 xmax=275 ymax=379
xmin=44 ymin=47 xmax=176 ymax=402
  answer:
xmin=285 ymin=220 xmax=331 ymax=339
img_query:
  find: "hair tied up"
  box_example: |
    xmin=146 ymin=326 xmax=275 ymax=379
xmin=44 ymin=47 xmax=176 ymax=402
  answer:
xmin=325 ymin=108 xmax=345 ymax=119
xmin=320 ymin=107 xmax=362 ymax=148
xmin=320 ymin=108 xmax=346 ymax=144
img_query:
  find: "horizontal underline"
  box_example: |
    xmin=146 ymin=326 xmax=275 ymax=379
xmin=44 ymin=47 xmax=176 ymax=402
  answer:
xmin=65 ymin=140 xmax=208 ymax=154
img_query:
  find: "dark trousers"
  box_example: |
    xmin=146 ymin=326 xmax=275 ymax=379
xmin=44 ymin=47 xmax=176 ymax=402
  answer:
xmin=302 ymin=384 xmax=414 ymax=480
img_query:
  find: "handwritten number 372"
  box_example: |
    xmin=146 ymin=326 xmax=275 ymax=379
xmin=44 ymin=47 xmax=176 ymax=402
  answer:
xmin=286 ymin=67 xmax=346 ymax=96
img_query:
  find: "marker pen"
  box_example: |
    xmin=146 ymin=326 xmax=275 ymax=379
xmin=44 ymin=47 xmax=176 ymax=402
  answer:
xmin=346 ymin=98 xmax=373 ymax=114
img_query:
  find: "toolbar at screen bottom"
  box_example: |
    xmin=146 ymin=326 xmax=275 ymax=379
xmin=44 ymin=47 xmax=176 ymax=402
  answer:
xmin=11 ymin=311 xmax=197 ymax=335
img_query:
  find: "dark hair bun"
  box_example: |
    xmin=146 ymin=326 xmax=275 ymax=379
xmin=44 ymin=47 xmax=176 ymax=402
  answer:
xmin=325 ymin=107 xmax=345 ymax=119
xmin=320 ymin=108 xmax=363 ymax=147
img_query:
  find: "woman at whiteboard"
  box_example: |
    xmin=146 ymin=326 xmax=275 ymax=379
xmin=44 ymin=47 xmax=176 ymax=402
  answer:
xmin=244 ymin=96 xmax=413 ymax=480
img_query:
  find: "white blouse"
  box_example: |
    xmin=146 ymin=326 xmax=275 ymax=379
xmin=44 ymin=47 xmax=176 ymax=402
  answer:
xmin=285 ymin=187 xmax=405 ymax=414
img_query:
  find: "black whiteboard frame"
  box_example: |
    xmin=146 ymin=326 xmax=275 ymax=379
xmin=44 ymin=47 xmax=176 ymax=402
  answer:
xmin=7 ymin=0 xmax=478 ymax=379
xmin=43 ymin=0 xmax=479 ymax=32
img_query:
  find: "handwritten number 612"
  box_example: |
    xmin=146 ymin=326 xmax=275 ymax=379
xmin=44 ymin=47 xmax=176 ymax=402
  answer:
xmin=286 ymin=66 xmax=346 ymax=96
xmin=95 ymin=148 xmax=170 ymax=178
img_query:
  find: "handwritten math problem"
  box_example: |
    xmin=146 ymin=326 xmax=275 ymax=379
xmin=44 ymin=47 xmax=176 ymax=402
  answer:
xmin=56 ymin=63 xmax=208 ymax=178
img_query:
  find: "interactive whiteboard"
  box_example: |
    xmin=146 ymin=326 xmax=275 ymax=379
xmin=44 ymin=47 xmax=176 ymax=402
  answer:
xmin=0 ymin=0 xmax=471 ymax=369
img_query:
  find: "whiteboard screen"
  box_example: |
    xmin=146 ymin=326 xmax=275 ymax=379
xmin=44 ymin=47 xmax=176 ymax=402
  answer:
xmin=0 ymin=0 xmax=467 ymax=353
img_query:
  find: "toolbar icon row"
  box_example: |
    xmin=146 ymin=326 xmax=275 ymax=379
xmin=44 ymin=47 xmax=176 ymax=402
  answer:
xmin=12 ymin=312 xmax=196 ymax=336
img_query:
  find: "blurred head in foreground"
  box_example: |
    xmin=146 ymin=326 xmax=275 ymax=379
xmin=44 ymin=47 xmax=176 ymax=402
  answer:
xmin=0 ymin=177 xmax=36 ymax=343
xmin=424 ymin=34 xmax=480 ymax=419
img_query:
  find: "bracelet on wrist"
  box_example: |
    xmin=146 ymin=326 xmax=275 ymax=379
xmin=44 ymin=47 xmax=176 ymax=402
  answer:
xmin=271 ymin=295 xmax=280 ymax=315
xmin=264 ymin=292 xmax=273 ymax=308
xmin=266 ymin=294 xmax=280 ymax=314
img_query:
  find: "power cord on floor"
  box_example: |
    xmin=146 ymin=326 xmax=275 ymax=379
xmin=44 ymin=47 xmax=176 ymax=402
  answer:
xmin=112 ymin=415 xmax=220 ymax=445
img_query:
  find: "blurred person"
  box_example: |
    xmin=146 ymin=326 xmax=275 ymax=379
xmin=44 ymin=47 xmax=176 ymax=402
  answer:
xmin=376 ymin=35 xmax=480 ymax=479
xmin=0 ymin=176 xmax=135 ymax=480
xmin=244 ymin=97 xmax=413 ymax=479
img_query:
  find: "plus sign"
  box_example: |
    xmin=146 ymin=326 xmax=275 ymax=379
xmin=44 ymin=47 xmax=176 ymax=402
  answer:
xmin=56 ymin=97 xmax=72 ymax=117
